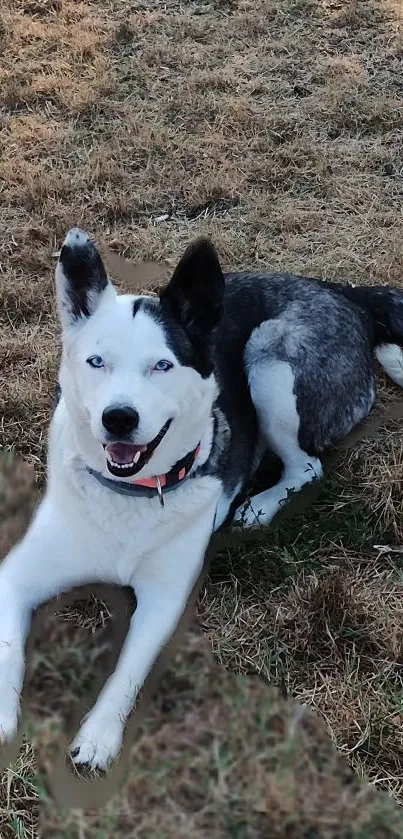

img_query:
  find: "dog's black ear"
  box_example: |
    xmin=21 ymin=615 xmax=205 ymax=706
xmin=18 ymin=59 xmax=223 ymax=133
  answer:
xmin=160 ymin=237 xmax=225 ymax=335
xmin=55 ymin=228 xmax=113 ymax=331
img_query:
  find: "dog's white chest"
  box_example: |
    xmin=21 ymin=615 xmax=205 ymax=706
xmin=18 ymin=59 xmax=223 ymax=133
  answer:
xmin=49 ymin=455 xmax=221 ymax=587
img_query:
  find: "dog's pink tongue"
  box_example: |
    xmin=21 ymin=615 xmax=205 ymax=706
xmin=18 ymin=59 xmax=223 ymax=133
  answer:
xmin=106 ymin=442 xmax=146 ymax=464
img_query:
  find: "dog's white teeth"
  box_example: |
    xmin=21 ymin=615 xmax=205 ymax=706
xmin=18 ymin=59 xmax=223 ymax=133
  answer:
xmin=107 ymin=455 xmax=145 ymax=470
xmin=111 ymin=460 xmax=138 ymax=470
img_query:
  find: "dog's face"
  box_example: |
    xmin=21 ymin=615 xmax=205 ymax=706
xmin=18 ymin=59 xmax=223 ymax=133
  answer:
xmin=55 ymin=229 xmax=224 ymax=479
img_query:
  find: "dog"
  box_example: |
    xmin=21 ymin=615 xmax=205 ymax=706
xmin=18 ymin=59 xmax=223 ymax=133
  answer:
xmin=1 ymin=228 xmax=402 ymax=770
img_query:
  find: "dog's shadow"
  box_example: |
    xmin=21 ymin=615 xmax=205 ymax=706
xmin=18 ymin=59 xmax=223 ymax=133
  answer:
xmin=5 ymin=569 xmax=215 ymax=807
xmin=0 ymin=454 xmax=320 ymax=802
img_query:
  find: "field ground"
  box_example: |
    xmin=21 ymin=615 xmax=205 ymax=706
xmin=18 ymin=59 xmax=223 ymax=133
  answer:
xmin=1 ymin=0 xmax=403 ymax=835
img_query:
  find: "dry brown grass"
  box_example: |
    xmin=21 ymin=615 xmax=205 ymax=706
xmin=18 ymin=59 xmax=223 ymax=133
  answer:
xmin=1 ymin=0 xmax=403 ymax=833
xmin=200 ymin=549 xmax=403 ymax=794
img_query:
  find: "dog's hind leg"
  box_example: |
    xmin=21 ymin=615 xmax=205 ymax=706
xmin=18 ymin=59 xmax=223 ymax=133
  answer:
xmin=375 ymin=343 xmax=403 ymax=388
xmin=233 ymin=359 xmax=323 ymax=528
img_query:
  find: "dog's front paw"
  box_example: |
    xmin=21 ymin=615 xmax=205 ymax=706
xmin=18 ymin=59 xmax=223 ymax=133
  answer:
xmin=0 ymin=703 xmax=19 ymax=746
xmin=0 ymin=652 xmax=24 ymax=747
xmin=70 ymin=710 xmax=124 ymax=771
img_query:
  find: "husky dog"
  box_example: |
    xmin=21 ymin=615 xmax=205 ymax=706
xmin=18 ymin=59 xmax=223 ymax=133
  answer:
xmin=0 ymin=228 xmax=402 ymax=770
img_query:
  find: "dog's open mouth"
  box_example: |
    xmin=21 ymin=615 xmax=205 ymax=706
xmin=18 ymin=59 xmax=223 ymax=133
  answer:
xmin=103 ymin=419 xmax=173 ymax=478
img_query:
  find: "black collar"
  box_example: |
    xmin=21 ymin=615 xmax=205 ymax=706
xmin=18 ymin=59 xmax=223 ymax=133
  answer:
xmin=86 ymin=444 xmax=201 ymax=506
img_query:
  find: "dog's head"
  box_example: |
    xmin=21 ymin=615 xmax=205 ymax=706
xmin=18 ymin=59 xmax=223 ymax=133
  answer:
xmin=55 ymin=229 xmax=224 ymax=479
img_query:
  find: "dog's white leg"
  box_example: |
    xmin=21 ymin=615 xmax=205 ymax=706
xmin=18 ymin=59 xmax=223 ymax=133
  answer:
xmin=233 ymin=458 xmax=322 ymax=528
xmin=0 ymin=578 xmax=31 ymax=743
xmin=70 ymin=505 xmax=216 ymax=771
xmin=233 ymin=359 xmax=323 ymax=528
xmin=0 ymin=499 xmax=104 ymax=745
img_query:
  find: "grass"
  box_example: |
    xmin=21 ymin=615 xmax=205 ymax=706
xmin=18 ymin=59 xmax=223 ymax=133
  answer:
xmin=1 ymin=0 xmax=403 ymax=834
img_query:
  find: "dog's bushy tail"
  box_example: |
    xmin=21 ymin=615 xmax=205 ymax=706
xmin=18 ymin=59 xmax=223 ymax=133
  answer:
xmin=330 ymin=283 xmax=403 ymax=387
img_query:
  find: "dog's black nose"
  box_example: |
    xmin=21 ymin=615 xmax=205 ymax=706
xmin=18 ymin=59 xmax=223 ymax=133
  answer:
xmin=102 ymin=405 xmax=139 ymax=437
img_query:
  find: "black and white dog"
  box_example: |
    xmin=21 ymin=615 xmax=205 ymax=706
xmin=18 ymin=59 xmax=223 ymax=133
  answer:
xmin=1 ymin=228 xmax=402 ymax=770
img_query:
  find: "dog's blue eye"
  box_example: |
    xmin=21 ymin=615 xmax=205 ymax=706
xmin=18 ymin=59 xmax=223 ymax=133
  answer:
xmin=87 ymin=355 xmax=104 ymax=368
xmin=154 ymin=360 xmax=173 ymax=372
